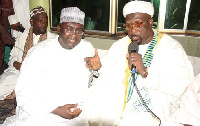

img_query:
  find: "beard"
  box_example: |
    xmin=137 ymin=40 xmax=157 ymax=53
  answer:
xmin=38 ymin=28 xmax=47 ymax=35
xmin=129 ymin=35 xmax=142 ymax=45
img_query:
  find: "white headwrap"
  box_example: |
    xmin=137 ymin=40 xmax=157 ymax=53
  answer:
xmin=60 ymin=7 xmax=85 ymax=25
xmin=123 ymin=1 xmax=154 ymax=18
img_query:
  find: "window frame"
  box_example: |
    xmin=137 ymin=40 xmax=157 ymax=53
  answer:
xmin=49 ymin=0 xmax=200 ymax=38
xmin=158 ymin=0 xmax=200 ymax=36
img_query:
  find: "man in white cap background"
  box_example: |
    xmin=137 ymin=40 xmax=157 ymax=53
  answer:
xmin=84 ymin=0 xmax=194 ymax=126
xmin=2 ymin=7 xmax=99 ymax=126
xmin=0 ymin=6 xmax=56 ymax=124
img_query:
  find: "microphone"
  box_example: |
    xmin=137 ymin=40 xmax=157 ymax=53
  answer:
xmin=128 ymin=42 xmax=161 ymax=125
xmin=128 ymin=42 xmax=139 ymax=73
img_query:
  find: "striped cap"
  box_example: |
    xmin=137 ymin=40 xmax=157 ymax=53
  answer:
xmin=30 ymin=6 xmax=47 ymax=18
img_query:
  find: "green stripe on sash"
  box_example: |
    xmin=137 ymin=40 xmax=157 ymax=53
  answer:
xmin=126 ymin=33 xmax=158 ymax=103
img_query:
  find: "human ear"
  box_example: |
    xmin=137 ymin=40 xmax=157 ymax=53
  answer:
xmin=57 ymin=24 xmax=61 ymax=34
xmin=149 ymin=18 xmax=154 ymax=26
xmin=30 ymin=19 xmax=33 ymax=26
xmin=82 ymin=31 xmax=85 ymax=39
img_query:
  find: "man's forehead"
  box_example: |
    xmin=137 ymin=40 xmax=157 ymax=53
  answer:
xmin=61 ymin=22 xmax=83 ymax=27
xmin=32 ymin=12 xmax=47 ymax=19
xmin=126 ymin=13 xmax=150 ymax=19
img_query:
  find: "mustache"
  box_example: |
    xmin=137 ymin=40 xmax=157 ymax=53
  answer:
xmin=129 ymin=35 xmax=142 ymax=45
xmin=130 ymin=35 xmax=141 ymax=39
xmin=67 ymin=36 xmax=78 ymax=41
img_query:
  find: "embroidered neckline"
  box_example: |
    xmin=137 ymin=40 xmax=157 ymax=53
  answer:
xmin=126 ymin=33 xmax=158 ymax=103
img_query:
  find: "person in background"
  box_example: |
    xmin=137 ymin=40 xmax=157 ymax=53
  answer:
xmin=2 ymin=7 xmax=99 ymax=126
xmin=0 ymin=6 xmax=56 ymax=124
xmin=84 ymin=1 xmax=194 ymax=126
xmin=6 ymin=0 xmax=31 ymax=66
xmin=8 ymin=0 xmax=30 ymax=39
xmin=84 ymin=6 xmax=103 ymax=30
xmin=0 ymin=0 xmax=15 ymax=75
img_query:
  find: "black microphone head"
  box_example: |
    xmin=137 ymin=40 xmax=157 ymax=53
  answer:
xmin=128 ymin=42 xmax=139 ymax=53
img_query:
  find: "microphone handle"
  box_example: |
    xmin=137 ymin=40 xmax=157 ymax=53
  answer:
xmin=131 ymin=65 xmax=136 ymax=74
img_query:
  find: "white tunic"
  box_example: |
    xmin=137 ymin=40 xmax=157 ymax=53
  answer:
xmin=85 ymin=33 xmax=194 ymax=126
xmin=3 ymin=36 xmax=94 ymax=126
xmin=0 ymin=31 xmax=56 ymax=100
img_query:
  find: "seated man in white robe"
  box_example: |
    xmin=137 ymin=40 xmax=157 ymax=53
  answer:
xmin=0 ymin=6 xmax=56 ymax=101
xmin=0 ymin=6 xmax=56 ymax=124
xmin=84 ymin=1 xmax=194 ymax=126
xmin=2 ymin=7 xmax=99 ymax=126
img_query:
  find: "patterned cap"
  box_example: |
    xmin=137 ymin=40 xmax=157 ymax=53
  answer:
xmin=123 ymin=1 xmax=154 ymax=18
xmin=30 ymin=6 xmax=47 ymax=18
xmin=60 ymin=7 xmax=85 ymax=25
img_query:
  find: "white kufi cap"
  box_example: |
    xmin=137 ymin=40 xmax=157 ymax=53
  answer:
xmin=123 ymin=1 xmax=154 ymax=18
xmin=60 ymin=7 xmax=85 ymax=25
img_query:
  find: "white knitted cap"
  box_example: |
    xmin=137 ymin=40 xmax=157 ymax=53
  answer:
xmin=60 ymin=7 xmax=85 ymax=25
xmin=123 ymin=1 xmax=154 ymax=18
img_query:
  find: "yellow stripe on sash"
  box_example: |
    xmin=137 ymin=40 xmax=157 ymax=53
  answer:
xmin=121 ymin=32 xmax=165 ymax=115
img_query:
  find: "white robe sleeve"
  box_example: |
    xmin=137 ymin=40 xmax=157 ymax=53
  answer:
xmin=15 ymin=47 xmax=58 ymax=117
xmin=8 ymin=0 xmax=30 ymax=38
xmin=8 ymin=32 xmax=28 ymax=66
xmin=8 ymin=0 xmax=18 ymax=25
xmin=155 ymin=35 xmax=194 ymax=98
xmin=145 ymin=35 xmax=194 ymax=121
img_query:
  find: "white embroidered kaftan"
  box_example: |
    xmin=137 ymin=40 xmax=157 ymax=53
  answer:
xmin=3 ymin=36 xmax=94 ymax=126
xmin=85 ymin=33 xmax=194 ymax=126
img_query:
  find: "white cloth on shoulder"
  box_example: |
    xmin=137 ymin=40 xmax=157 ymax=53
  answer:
xmin=0 ymin=31 xmax=56 ymax=100
xmin=8 ymin=0 xmax=30 ymax=39
xmin=2 ymin=37 xmax=94 ymax=126
xmin=163 ymin=73 xmax=200 ymax=126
